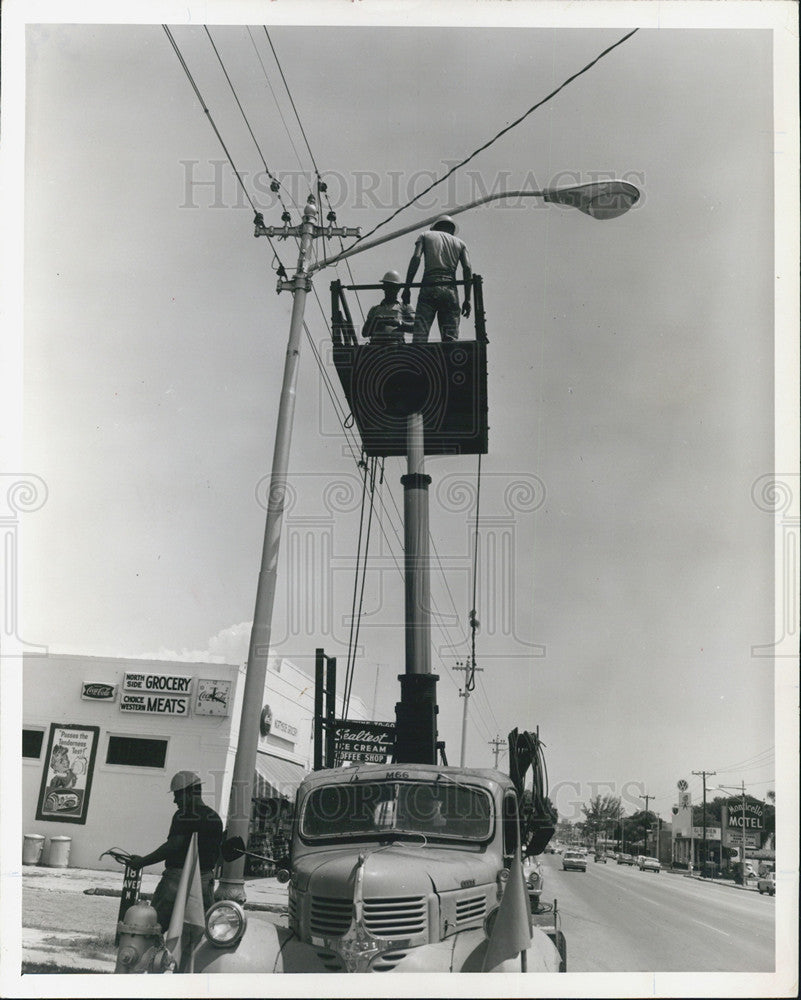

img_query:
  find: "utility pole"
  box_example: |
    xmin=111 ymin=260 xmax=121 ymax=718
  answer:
xmin=692 ymin=769 xmax=716 ymax=878
xmin=638 ymin=793 xmax=652 ymax=854
xmin=488 ymin=735 xmax=507 ymax=768
xmin=452 ymin=660 xmax=483 ymax=767
xmin=216 ymin=197 xmax=359 ymax=903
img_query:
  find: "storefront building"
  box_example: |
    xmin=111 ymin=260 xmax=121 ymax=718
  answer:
xmin=22 ymin=652 xmax=371 ymax=871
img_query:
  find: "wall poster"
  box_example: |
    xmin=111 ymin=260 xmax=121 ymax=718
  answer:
xmin=35 ymin=723 xmax=100 ymax=824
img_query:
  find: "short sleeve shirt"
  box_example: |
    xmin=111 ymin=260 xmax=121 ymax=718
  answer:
xmin=164 ymin=801 xmax=224 ymax=872
xmin=364 ymin=301 xmax=414 ymax=338
xmin=415 ymin=230 xmax=467 ymax=277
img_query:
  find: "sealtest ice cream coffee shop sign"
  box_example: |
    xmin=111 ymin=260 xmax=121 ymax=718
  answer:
xmin=120 ymin=671 xmax=193 ymax=716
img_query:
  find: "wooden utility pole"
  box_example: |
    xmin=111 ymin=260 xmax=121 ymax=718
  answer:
xmin=452 ymin=660 xmax=484 ymax=767
xmin=488 ymin=735 xmax=507 ymax=768
xmin=692 ymin=770 xmax=716 ymax=877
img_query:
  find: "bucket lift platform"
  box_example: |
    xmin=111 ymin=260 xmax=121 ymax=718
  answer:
xmin=330 ymin=278 xmax=489 ymax=458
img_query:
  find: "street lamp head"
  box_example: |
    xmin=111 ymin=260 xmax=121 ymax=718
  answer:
xmin=543 ymin=181 xmax=640 ymax=220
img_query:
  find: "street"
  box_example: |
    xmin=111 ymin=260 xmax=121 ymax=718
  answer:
xmin=541 ymin=854 xmax=774 ymax=972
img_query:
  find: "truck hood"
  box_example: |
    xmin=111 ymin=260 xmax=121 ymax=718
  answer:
xmin=296 ymin=844 xmax=498 ymax=897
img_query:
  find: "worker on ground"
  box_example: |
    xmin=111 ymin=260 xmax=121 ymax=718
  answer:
xmin=401 ymin=216 xmax=472 ymax=343
xmin=361 ymin=270 xmax=415 ymax=345
xmin=128 ymin=770 xmax=223 ymax=933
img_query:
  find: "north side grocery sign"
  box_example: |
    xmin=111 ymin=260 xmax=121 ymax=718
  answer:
xmin=120 ymin=671 xmax=193 ymax=716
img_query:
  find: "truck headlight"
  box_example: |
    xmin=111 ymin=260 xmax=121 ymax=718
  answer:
xmin=205 ymin=901 xmax=247 ymax=948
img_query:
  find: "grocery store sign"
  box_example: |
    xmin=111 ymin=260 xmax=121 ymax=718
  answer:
xmin=120 ymin=693 xmax=189 ymax=716
xmin=333 ymin=720 xmax=395 ymax=765
xmin=124 ymin=671 xmax=193 ymax=694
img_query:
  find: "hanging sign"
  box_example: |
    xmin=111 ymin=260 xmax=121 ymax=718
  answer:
xmin=194 ymin=679 xmax=233 ymax=717
xmin=36 ymin=723 xmax=100 ymax=824
xmin=333 ymin=721 xmax=395 ymax=765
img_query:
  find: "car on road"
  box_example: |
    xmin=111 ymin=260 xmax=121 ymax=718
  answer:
xmin=593 ymin=852 xmax=607 ymax=863
xmin=757 ymin=872 xmax=775 ymax=896
xmin=525 ymin=858 xmax=545 ymax=909
xmin=617 ymin=853 xmax=635 ymax=866
xmin=638 ymin=856 xmax=661 ymax=873
xmin=562 ymin=850 xmax=587 ymax=872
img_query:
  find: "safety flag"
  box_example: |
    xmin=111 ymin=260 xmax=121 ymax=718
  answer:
xmin=481 ymin=854 xmax=533 ymax=972
xmin=164 ymin=832 xmax=205 ymax=973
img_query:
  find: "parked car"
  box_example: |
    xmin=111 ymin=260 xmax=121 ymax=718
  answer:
xmin=594 ymin=852 xmax=607 ymax=863
xmin=757 ymin=872 xmax=776 ymax=896
xmin=638 ymin=856 xmax=661 ymax=873
xmin=617 ymin=853 xmax=635 ymax=866
xmin=525 ymin=858 xmax=545 ymax=909
xmin=562 ymin=850 xmax=587 ymax=872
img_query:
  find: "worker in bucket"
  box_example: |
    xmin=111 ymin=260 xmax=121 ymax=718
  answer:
xmin=401 ymin=216 xmax=472 ymax=343
xmin=362 ymin=270 xmax=416 ymax=345
xmin=128 ymin=770 xmax=223 ymax=932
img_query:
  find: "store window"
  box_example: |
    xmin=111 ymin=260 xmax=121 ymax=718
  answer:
xmin=106 ymin=735 xmax=168 ymax=768
xmin=22 ymin=728 xmax=45 ymax=759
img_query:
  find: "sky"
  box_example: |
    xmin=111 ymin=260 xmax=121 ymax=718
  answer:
xmin=4 ymin=3 xmax=798 ymax=841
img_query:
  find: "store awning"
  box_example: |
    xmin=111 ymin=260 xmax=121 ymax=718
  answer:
xmin=253 ymin=753 xmax=307 ymax=802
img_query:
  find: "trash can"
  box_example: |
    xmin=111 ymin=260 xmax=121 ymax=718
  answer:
xmin=46 ymin=835 xmax=72 ymax=868
xmin=22 ymin=833 xmax=46 ymax=865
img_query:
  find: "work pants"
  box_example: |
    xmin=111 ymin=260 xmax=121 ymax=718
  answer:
xmin=413 ymin=283 xmax=461 ymax=343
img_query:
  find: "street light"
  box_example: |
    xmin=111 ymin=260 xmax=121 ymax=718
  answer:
xmin=311 ymin=181 xmax=641 ymax=273
xmin=218 ymin=178 xmax=641 ymax=901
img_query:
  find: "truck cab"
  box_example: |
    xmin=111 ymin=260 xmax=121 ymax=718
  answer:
xmin=194 ymin=763 xmax=564 ymax=974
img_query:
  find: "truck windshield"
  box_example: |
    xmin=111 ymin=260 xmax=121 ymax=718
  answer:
xmin=300 ymin=780 xmax=493 ymax=842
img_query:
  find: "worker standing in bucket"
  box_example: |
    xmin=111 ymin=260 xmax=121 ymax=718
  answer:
xmin=127 ymin=770 xmax=223 ymax=933
xmin=362 ymin=270 xmax=416 ymax=345
xmin=401 ymin=216 xmax=472 ymax=343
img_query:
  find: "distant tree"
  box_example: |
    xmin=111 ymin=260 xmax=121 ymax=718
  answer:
xmin=580 ymin=794 xmax=622 ymax=849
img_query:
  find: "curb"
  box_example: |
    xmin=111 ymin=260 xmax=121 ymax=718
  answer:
xmin=684 ymin=874 xmax=759 ymax=893
xmin=83 ymin=885 xmax=287 ymax=913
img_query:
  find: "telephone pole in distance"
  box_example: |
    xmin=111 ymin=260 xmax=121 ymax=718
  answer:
xmin=692 ymin=770 xmax=716 ymax=877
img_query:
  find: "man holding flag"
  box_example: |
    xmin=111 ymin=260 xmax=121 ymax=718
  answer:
xmin=128 ymin=770 xmax=223 ymax=940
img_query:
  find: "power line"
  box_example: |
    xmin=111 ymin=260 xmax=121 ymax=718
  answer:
xmin=352 ymin=28 xmax=640 ymax=247
xmin=204 ymin=26 xmax=298 ymax=221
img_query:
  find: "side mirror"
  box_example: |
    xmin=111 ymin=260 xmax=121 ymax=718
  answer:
xmin=221 ymin=835 xmax=247 ymax=862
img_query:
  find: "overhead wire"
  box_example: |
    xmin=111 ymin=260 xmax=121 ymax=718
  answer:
xmin=350 ymin=27 xmax=640 ymax=248
xmin=162 ymin=25 xmax=289 ymax=279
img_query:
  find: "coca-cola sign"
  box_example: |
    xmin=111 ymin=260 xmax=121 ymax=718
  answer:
xmin=333 ymin=720 xmax=395 ymax=765
xmin=81 ymin=682 xmax=117 ymax=701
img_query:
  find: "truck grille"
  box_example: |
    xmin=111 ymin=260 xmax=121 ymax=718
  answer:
xmin=363 ymin=895 xmax=427 ymax=937
xmin=455 ymin=892 xmax=487 ymax=924
xmin=310 ymin=896 xmax=352 ymax=936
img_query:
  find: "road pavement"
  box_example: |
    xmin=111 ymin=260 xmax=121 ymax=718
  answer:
xmin=541 ymin=854 xmax=774 ymax=972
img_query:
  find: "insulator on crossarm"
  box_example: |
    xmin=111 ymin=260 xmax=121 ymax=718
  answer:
xmin=318 ymin=180 xmax=328 ymax=193
xmin=253 ymin=213 xmax=265 ymax=228
xmin=281 ymin=211 xmax=292 ymax=224
xmin=327 ymin=211 xmax=337 ymax=223
xmin=270 ymin=180 xmax=281 ymax=193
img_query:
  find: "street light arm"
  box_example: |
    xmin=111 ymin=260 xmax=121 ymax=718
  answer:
xmin=308 ymin=180 xmax=639 ymax=275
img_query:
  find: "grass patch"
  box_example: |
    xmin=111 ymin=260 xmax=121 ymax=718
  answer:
xmin=22 ymin=961 xmax=110 ymax=975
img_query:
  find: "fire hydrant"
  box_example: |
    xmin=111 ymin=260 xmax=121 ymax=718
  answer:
xmin=114 ymin=901 xmax=175 ymax=973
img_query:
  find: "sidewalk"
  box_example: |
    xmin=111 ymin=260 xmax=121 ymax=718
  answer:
xmin=22 ymin=862 xmax=290 ymax=910
xmin=683 ymin=871 xmax=759 ymax=893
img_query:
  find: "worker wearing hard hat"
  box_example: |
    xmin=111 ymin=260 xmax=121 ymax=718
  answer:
xmin=401 ymin=216 xmax=472 ymax=343
xmin=128 ymin=770 xmax=223 ymax=933
xmin=362 ymin=270 xmax=416 ymax=345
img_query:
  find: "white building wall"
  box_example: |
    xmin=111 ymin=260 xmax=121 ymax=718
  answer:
xmin=22 ymin=654 xmax=243 ymax=870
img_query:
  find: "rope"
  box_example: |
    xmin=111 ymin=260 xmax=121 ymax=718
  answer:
xmin=351 ymin=28 xmax=640 ymax=247
xmin=344 ymin=457 xmax=378 ymax=716
xmin=467 ymin=453 xmax=482 ymax=692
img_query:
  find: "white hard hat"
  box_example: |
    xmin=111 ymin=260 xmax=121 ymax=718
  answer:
xmin=381 ymin=270 xmax=403 ymax=285
xmin=170 ymin=770 xmax=202 ymax=793
xmin=432 ymin=215 xmax=458 ymax=235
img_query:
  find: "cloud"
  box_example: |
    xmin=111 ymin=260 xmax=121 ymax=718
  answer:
xmin=137 ymin=621 xmax=252 ymax=666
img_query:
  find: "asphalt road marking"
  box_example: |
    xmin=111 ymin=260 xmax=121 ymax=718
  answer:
xmin=692 ymin=918 xmax=731 ymax=937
